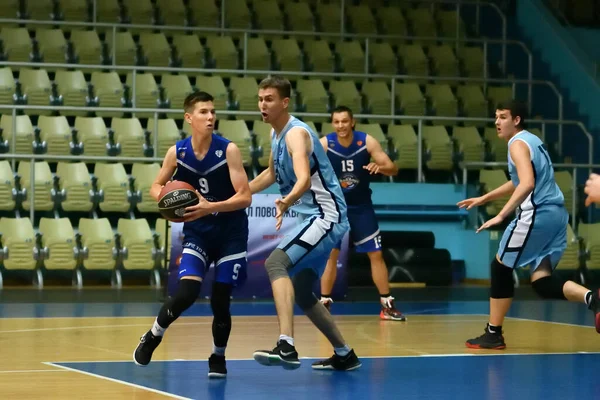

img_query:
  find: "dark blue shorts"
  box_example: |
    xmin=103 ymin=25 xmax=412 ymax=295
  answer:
xmin=334 ymin=205 xmax=381 ymax=253
xmin=179 ymin=218 xmax=249 ymax=286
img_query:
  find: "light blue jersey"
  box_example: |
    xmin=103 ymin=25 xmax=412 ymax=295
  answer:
xmin=507 ymin=130 xmax=564 ymax=210
xmin=271 ymin=116 xmax=347 ymax=223
xmin=270 ymin=115 xmax=349 ymax=276
xmin=497 ymin=130 xmax=567 ymax=271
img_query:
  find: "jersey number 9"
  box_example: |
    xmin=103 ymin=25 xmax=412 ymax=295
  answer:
xmin=198 ymin=178 xmax=209 ymax=194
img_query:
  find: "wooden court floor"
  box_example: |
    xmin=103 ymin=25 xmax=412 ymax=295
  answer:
xmin=1 ymin=300 xmax=600 ymax=399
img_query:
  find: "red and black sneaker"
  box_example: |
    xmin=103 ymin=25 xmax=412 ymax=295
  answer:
xmin=380 ymin=297 xmax=406 ymax=321
xmin=465 ymin=324 xmax=506 ymax=350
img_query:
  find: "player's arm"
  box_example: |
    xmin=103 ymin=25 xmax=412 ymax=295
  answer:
xmin=209 ymin=143 xmax=252 ymax=212
xmin=280 ymin=127 xmax=311 ymax=208
xmin=496 ymin=140 xmax=535 ymax=219
xmin=249 ymin=150 xmax=276 ymax=194
xmin=480 ymin=181 xmax=515 ymax=203
xmin=150 ymin=145 xmax=177 ymax=201
xmin=364 ymin=134 xmax=398 ymax=176
xmin=319 ymin=136 xmax=328 ymax=152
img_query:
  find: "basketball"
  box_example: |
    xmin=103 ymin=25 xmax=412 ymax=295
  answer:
xmin=158 ymin=180 xmax=199 ymax=222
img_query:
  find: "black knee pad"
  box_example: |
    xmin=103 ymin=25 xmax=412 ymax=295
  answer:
xmin=292 ymin=268 xmax=319 ymax=311
xmin=211 ymin=282 xmax=232 ymax=319
xmin=490 ymin=258 xmax=514 ymax=299
xmin=172 ymin=279 xmax=202 ymax=317
xmin=532 ymin=275 xmax=567 ymax=300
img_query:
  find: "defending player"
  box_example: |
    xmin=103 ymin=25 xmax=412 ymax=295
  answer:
xmin=318 ymin=106 xmax=405 ymax=321
xmin=249 ymin=75 xmax=361 ymax=371
xmin=458 ymin=100 xmax=600 ymax=349
xmin=133 ymin=91 xmax=252 ymax=378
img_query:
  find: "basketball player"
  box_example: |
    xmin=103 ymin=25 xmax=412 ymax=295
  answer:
xmin=133 ymin=91 xmax=252 ymax=378
xmin=249 ymin=76 xmax=361 ymax=371
xmin=318 ymin=106 xmax=405 ymax=321
xmin=457 ymin=100 xmax=600 ymax=349
xmin=584 ymin=173 xmax=600 ymax=206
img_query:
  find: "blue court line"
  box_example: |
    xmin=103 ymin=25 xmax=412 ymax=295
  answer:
xmin=47 ymin=354 xmax=600 ymax=400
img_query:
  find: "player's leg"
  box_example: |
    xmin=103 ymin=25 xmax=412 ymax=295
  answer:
xmin=465 ymin=255 xmax=512 ymax=350
xmin=530 ymin=255 xmax=600 ymax=332
xmin=353 ymin=206 xmax=405 ymax=320
xmin=134 ymin=241 xmax=207 ymax=366
xmin=253 ymin=248 xmax=299 ymax=369
xmin=208 ymin=247 xmax=247 ymax=378
xmin=291 ymin=267 xmax=361 ymax=371
xmin=319 ymin=247 xmax=340 ymax=311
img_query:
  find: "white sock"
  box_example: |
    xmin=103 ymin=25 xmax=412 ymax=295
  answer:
xmin=334 ymin=344 xmax=351 ymax=357
xmin=212 ymin=343 xmax=226 ymax=356
xmin=151 ymin=319 xmax=166 ymax=337
xmin=279 ymin=334 xmax=294 ymax=346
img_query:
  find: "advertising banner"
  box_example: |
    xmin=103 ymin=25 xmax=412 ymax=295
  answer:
xmin=167 ymin=194 xmax=349 ymax=299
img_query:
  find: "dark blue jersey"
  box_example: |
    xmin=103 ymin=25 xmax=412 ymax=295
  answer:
xmin=172 ymin=134 xmax=247 ymax=232
xmin=325 ymin=131 xmax=372 ymax=206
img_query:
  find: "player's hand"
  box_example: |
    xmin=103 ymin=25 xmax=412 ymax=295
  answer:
xmin=584 ymin=173 xmax=600 ymax=207
xmin=457 ymin=196 xmax=486 ymax=210
xmin=476 ymin=215 xmax=504 ymax=233
xmin=274 ymin=197 xmax=289 ymax=231
xmin=183 ymin=191 xmax=213 ymax=222
xmin=363 ymin=163 xmax=381 ymax=175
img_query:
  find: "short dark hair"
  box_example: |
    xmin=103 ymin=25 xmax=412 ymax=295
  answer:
xmin=497 ymin=100 xmax=528 ymax=128
xmin=183 ymin=91 xmax=214 ymax=113
xmin=258 ymin=75 xmax=291 ymax=99
xmin=331 ymin=105 xmax=354 ymax=120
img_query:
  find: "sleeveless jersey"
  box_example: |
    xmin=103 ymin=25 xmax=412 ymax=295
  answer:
xmin=507 ymin=130 xmax=564 ymax=211
xmin=172 ymin=134 xmax=247 ymax=228
xmin=325 ymin=131 xmax=372 ymax=206
xmin=271 ymin=116 xmax=347 ymax=223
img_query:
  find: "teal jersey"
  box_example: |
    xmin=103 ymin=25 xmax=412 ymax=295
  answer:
xmin=271 ymin=116 xmax=347 ymax=223
xmin=507 ymin=130 xmax=564 ymax=210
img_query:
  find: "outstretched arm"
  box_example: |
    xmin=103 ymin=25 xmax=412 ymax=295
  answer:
xmin=365 ymin=134 xmax=398 ymax=176
xmin=249 ymin=150 xmax=276 ymax=194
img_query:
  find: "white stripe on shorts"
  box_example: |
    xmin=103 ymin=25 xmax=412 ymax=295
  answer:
xmin=183 ymin=248 xmax=207 ymax=265
xmin=216 ymin=251 xmax=247 ymax=266
xmin=506 ymin=208 xmax=534 ymax=249
xmin=299 ymin=218 xmax=333 ymax=247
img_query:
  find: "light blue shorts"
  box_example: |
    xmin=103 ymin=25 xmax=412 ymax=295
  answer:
xmin=497 ymin=204 xmax=568 ymax=270
xmin=277 ymin=215 xmax=349 ymax=277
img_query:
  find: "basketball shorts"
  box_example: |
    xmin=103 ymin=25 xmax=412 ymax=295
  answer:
xmin=497 ymin=204 xmax=568 ymax=271
xmin=277 ymin=215 xmax=350 ymax=278
xmin=179 ymin=218 xmax=249 ymax=286
xmin=333 ymin=205 xmax=381 ymax=253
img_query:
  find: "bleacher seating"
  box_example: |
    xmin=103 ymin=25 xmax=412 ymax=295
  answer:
xmin=0 ymin=0 xmax=591 ymax=287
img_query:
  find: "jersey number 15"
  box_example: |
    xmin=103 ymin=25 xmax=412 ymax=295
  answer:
xmin=341 ymin=159 xmax=354 ymax=172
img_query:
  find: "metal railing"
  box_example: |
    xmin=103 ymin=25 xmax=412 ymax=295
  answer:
xmin=0 ymin=0 xmax=516 ymax=75
xmin=0 ymin=56 xmax=555 ymax=136
xmin=0 ymin=104 xmax=592 ymax=224
xmin=461 ymin=161 xmax=599 ymax=230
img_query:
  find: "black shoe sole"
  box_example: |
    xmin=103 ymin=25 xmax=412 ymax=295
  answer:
xmin=132 ymin=348 xmax=150 ymax=367
xmin=253 ymin=350 xmax=301 ymax=370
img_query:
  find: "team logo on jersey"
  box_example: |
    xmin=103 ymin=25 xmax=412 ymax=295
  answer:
xmin=178 ymin=148 xmax=186 ymax=158
xmin=328 ymin=141 xmax=336 ymax=147
xmin=339 ymin=174 xmax=359 ymax=190
xmin=356 ymin=140 xmax=363 ymax=146
xmin=215 ymin=150 xmax=223 ymax=158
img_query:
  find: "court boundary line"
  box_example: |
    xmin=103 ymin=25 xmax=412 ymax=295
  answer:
xmin=42 ymin=362 xmax=193 ymax=400
xmin=46 ymin=350 xmax=600 ymax=365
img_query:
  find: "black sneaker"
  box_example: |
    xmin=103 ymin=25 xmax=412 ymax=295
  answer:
xmin=320 ymin=297 xmax=333 ymax=312
xmin=133 ymin=331 xmax=162 ymax=366
xmin=465 ymin=325 xmax=506 ymax=349
xmin=208 ymin=354 xmax=227 ymax=379
xmin=253 ymin=340 xmax=301 ymax=370
xmin=312 ymin=349 xmax=361 ymax=371
xmin=588 ymin=289 xmax=600 ymax=333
